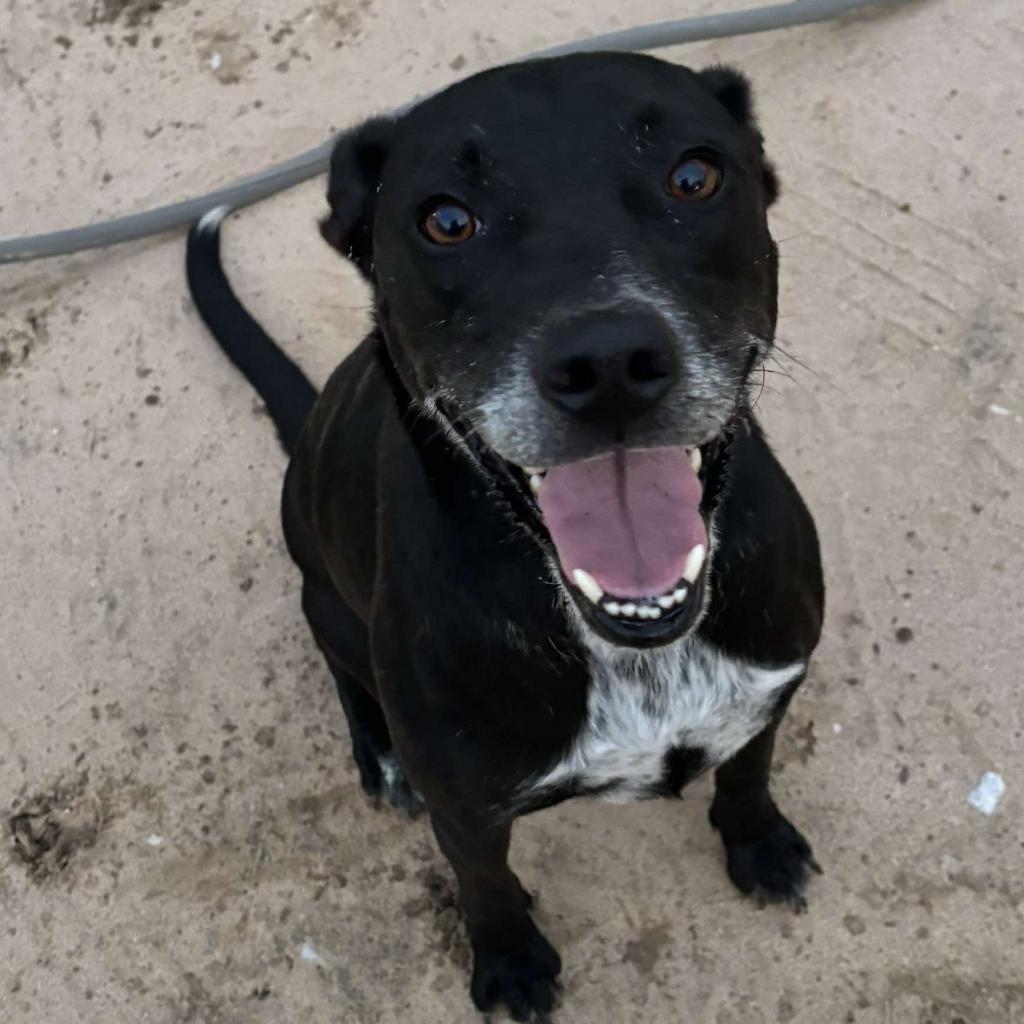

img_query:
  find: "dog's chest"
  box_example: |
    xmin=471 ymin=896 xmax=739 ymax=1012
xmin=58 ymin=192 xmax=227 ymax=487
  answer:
xmin=525 ymin=638 xmax=804 ymax=803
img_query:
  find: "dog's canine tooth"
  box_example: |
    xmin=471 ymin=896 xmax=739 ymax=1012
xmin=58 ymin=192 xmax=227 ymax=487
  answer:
xmin=522 ymin=466 xmax=546 ymax=475
xmin=688 ymin=447 xmax=702 ymax=474
xmin=529 ymin=473 xmax=544 ymax=495
xmin=572 ymin=569 xmax=604 ymax=604
xmin=657 ymin=594 xmax=676 ymax=609
xmin=673 ymin=587 xmax=687 ymax=603
xmin=603 ymin=601 xmax=621 ymax=616
xmin=681 ymin=544 xmax=706 ymax=584
xmin=619 ymin=602 xmax=637 ymax=617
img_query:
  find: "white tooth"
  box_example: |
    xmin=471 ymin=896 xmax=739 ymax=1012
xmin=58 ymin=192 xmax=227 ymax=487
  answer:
xmin=529 ymin=474 xmax=544 ymax=495
xmin=657 ymin=594 xmax=675 ymax=609
xmin=688 ymin=447 xmax=702 ymax=474
xmin=572 ymin=568 xmax=604 ymax=604
xmin=522 ymin=466 xmax=546 ymax=475
xmin=682 ymin=544 xmax=706 ymax=584
xmin=603 ymin=601 xmax=621 ymax=616
xmin=620 ymin=603 xmax=637 ymax=617
xmin=648 ymin=606 xmax=662 ymax=619
xmin=673 ymin=588 xmax=687 ymax=603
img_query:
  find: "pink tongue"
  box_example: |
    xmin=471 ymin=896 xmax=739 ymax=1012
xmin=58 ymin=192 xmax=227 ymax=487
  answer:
xmin=537 ymin=446 xmax=706 ymax=599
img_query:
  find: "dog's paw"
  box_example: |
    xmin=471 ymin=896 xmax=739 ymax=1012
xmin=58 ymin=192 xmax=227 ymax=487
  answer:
xmin=470 ymin=926 xmax=562 ymax=1022
xmin=352 ymin=741 xmax=425 ymax=818
xmin=718 ymin=817 xmax=822 ymax=912
xmin=375 ymin=751 xmax=426 ymax=818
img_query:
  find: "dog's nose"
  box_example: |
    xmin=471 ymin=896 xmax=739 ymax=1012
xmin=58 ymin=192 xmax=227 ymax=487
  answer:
xmin=536 ymin=310 xmax=678 ymax=422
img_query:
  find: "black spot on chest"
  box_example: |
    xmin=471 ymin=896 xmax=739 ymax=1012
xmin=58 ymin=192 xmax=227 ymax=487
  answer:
xmin=659 ymin=745 xmax=707 ymax=795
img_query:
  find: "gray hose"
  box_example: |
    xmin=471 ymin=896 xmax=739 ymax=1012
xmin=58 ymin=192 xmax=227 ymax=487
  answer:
xmin=0 ymin=0 xmax=909 ymax=264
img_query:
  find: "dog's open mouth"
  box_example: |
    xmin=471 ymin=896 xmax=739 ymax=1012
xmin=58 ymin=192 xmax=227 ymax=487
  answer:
xmin=520 ymin=446 xmax=710 ymax=646
xmin=425 ymin=396 xmax=723 ymax=648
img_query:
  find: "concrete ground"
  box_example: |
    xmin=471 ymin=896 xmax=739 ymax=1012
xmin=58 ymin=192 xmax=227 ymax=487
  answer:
xmin=2 ymin=0 xmax=1022 ymax=1021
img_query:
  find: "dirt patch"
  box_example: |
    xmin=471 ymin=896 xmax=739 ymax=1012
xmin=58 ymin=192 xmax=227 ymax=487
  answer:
xmin=194 ymin=28 xmax=259 ymax=86
xmin=0 ymin=308 xmax=48 ymax=378
xmin=8 ymin=770 xmax=105 ymax=881
xmin=623 ymin=920 xmax=671 ymax=976
xmin=777 ymin=717 xmax=817 ymax=770
xmin=319 ymin=0 xmax=373 ymax=38
xmin=84 ymin=0 xmax=187 ymax=29
xmin=260 ymin=0 xmax=371 ymax=72
xmin=886 ymin=969 xmax=1024 ymax=1023
xmin=405 ymin=864 xmax=470 ymax=970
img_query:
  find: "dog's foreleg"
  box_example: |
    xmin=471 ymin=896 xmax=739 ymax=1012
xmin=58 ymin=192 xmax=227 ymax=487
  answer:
xmin=430 ymin=809 xmax=561 ymax=1021
xmin=708 ymin=688 xmax=822 ymax=911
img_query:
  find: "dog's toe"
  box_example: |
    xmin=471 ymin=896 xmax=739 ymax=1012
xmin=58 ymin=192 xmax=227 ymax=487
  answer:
xmin=470 ymin=927 xmax=561 ymax=1022
xmin=373 ymin=751 xmax=425 ymax=818
xmin=353 ymin=744 xmax=425 ymax=818
xmin=380 ymin=757 xmax=426 ymax=819
xmin=719 ymin=817 xmax=821 ymax=912
xmin=351 ymin=734 xmax=385 ymax=800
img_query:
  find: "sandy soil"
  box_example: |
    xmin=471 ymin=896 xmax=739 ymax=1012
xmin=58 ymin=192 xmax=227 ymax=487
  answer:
xmin=2 ymin=1 xmax=1022 ymax=1021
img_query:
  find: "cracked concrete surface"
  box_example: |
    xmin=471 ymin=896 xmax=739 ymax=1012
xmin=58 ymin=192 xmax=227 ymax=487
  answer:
xmin=1 ymin=1 xmax=1022 ymax=1021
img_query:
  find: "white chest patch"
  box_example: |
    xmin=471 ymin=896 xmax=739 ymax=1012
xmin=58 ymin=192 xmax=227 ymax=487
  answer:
xmin=522 ymin=636 xmax=805 ymax=804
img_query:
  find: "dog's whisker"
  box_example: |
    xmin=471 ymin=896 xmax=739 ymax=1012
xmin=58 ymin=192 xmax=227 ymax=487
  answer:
xmin=750 ymin=365 xmax=768 ymax=409
xmin=763 ymin=363 xmax=800 ymax=387
xmin=773 ymin=230 xmax=814 ymax=246
xmin=773 ymin=341 xmax=842 ymax=392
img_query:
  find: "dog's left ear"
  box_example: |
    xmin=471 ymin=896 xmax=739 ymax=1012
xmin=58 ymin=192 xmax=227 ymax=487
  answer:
xmin=319 ymin=115 xmax=398 ymax=278
xmin=698 ymin=66 xmax=778 ymax=207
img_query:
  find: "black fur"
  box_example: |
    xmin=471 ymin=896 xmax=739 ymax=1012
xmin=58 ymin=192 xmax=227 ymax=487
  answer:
xmin=185 ymin=211 xmax=316 ymax=453
xmin=187 ymin=53 xmax=824 ymax=1020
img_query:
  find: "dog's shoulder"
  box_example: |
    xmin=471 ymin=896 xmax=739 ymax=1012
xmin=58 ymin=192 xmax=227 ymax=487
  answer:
xmin=283 ymin=333 xmax=393 ymax=604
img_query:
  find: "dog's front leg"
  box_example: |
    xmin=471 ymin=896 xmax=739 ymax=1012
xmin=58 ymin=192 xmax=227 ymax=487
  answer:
xmin=431 ymin=808 xmax=560 ymax=1021
xmin=709 ymin=708 xmax=822 ymax=911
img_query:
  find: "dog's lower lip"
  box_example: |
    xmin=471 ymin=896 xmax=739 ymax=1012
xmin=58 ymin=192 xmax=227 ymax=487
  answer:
xmin=581 ymin=572 xmax=706 ymax=647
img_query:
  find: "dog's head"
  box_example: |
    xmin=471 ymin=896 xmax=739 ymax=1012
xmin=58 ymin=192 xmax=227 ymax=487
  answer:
xmin=321 ymin=53 xmax=779 ymax=648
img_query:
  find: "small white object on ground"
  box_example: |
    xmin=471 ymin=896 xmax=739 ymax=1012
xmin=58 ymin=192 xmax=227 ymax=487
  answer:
xmin=967 ymin=771 xmax=1005 ymax=815
xmin=988 ymin=404 xmax=1010 ymax=416
xmin=300 ymin=941 xmax=323 ymax=964
xmin=144 ymin=834 xmax=163 ymax=846
xmin=209 ymin=53 xmax=222 ymax=70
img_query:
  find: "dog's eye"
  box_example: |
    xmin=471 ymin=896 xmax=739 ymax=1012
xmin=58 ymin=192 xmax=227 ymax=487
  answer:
xmin=420 ymin=199 xmax=477 ymax=245
xmin=666 ymin=154 xmax=722 ymax=201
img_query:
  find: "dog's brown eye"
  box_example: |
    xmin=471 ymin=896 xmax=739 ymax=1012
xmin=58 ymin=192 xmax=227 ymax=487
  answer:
xmin=667 ymin=155 xmax=721 ymax=201
xmin=420 ymin=199 xmax=476 ymax=245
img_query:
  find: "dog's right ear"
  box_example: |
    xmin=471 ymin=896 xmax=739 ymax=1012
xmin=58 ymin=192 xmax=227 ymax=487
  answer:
xmin=698 ymin=66 xmax=778 ymax=207
xmin=319 ymin=116 xmax=397 ymax=278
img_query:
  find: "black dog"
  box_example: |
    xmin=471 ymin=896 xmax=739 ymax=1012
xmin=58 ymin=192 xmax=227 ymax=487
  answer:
xmin=187 ymin=52 xmax=824 ymax=1021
